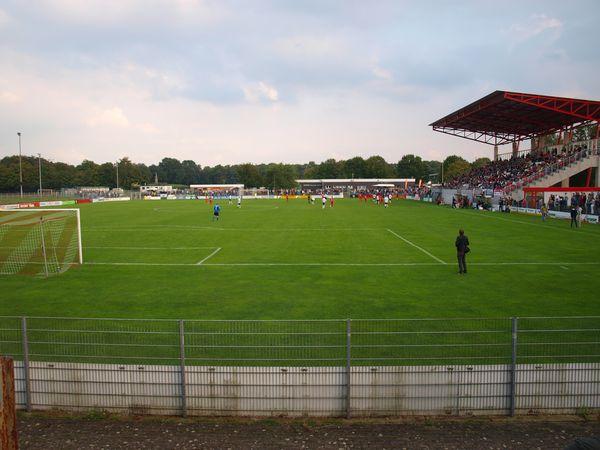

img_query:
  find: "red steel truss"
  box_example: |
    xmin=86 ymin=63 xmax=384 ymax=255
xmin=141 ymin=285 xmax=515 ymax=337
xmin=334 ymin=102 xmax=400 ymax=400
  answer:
xmin=430 ymin=91 xmax=600 ymax=145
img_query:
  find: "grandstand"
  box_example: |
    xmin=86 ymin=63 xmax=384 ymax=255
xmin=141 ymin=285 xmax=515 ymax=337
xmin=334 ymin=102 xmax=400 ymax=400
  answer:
xmin=430 ymin=91 xmax=600 ymax=204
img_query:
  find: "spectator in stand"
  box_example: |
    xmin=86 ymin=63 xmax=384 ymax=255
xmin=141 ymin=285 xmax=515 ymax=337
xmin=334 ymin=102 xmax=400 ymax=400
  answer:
xmin=444 ymin=145 xmax=587 ymax=192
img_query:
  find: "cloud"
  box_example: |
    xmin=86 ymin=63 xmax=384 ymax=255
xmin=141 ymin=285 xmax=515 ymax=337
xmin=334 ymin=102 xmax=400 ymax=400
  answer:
xmin=0 ymin=91 xmax=20 ymax=103
xmin=137 ymin=122 xmax=160 ymax=134
xmin=243 ymin=81 xmax=279 ymax=103
xmin=509 ymin=14 xmax=562 ymax=42
xmin=372 ymin=66 xmax=392 ymax=80
xmin=33 ymin=0 xmax=226 ymax=28
xmin=86 ymin=107 xmax=130 ymax=128
xmin=0 ymin=8 xmax=12 ymax=27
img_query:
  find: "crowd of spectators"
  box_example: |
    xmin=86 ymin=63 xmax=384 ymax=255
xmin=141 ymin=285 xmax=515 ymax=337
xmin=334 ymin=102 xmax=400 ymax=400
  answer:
xmin=444 ymin=145 xmax=591 ymax=191
xmin=547 ymin=192 xmax=600 ymax=215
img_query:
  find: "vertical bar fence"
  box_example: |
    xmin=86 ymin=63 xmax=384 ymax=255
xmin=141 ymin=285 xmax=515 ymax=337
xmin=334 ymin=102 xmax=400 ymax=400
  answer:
xmin=0 ymin=316 xmax=598 ymax=417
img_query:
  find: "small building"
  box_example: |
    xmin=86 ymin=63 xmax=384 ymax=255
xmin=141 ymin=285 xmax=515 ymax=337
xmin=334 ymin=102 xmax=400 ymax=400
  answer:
xmin=140 ymin=185 xmax=174 ymax=194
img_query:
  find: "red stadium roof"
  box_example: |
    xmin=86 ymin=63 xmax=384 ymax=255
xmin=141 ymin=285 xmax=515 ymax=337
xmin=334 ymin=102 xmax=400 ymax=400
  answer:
xmin=430 ymin=90 xmax=600 ymax=146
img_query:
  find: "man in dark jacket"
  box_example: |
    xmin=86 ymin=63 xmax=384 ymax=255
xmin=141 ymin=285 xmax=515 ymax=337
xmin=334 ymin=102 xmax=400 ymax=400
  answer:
xmin=455 ymin=229 xmax=470 ymax=274
xmin=570 ymin=206 xmax=578 ymax=228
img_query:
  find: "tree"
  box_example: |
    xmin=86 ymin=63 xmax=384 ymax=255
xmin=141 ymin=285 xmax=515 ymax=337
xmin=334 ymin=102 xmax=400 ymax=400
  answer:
xmin=471 ymin=157 xmax=491 ymax=169
xmin=364 ymin=155 xmax=393 ymax=178
xmin=341 ymin=156 xmax=367 ymax=178
xmin=180 ymin=160 xmax=201 ymax=185
xmin=236 ymin=163 xmax=263 ymax=188
xmin=43 ymin=161 xmax=76 ymax=190
xmin=423 ymin=160 xmax=443 ymax=183
xmin=98 ymin=162 xmax=117 ymax=187
xmin=0 ymin=156 xmax=21 ymax=192
xmin=302 ymin=161 xmax=319 ymax=179
xmin=157 ymin=158 xmax=184 ymax=184
xmin=316 ymin=159 xmax=339 ymax=179
xmin=396 ymin=154 xmax=427 ymax=180
xmin=114 ymin=157 xmax=152 ymax=190
xmin=443 ymin=155 xmax=471 ymax=181
xmin=573 ymin=124 xmax=597 ymax=142
xmin=265 ymin=163 xmax=298 ymax=189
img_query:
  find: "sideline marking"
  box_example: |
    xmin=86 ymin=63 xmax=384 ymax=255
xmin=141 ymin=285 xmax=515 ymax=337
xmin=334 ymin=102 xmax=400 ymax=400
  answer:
xmin=197 ymin=247 xmax=222 ymax=265
xmin=386 ymin=229 xmax=447 ymax=265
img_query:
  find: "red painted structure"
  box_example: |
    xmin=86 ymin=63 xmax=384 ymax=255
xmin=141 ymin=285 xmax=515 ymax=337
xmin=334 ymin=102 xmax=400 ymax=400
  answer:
xmin=523 ymin=187 xmax=600 ymax=194
xmin=430 ymin=90 xmax=600 ymax=146
xmin=522 ymin=186 xmax=600 ymax=209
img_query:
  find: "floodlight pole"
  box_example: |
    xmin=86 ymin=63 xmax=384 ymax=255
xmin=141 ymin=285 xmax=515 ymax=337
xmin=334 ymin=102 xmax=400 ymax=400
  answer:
xmin=37 ymin=153 xmax=42 ymax=196
xmin=17 ymin=132 xmax=23 ymax=197
xmin=116 ymin=160 xmax=119 ymax=190
xmin=441 ymin=161 xmax=444 ymax=185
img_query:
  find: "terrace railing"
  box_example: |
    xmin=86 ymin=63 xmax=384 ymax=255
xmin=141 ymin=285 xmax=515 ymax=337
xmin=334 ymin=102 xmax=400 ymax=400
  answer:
xmin=503 ymin=144 xmax=599 ymax=194
xmin=0 ymin=316 xmax=598 ymax=417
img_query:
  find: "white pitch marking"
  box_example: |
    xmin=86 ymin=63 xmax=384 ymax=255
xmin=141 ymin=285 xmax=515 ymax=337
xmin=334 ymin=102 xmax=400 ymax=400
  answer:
xmin=197 ymin=247 xmax=222 ymax=265
xmin=86 ymin=226 xmax=381 ymax=232
xmin=560 ymin=266 xmax=569 ymax=270
xmin=85 ymin=246 xmax=217 ymax=250
xmin=386 ymin=229 xmax=447 ymax=265
xmin=85 ymin=261 xmax=446 ymax=267
xmin=82 ymin=261 xmax=600 ymax=268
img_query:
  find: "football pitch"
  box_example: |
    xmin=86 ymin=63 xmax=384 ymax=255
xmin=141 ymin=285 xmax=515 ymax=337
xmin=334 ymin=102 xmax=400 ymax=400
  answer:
xmin=2 ymin=198 xmax=600 ymax=320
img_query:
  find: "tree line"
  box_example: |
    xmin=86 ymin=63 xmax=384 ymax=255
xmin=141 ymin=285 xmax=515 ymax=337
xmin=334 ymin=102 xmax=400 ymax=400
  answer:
xmin=0 ymin=153 xmax=487 ymax=192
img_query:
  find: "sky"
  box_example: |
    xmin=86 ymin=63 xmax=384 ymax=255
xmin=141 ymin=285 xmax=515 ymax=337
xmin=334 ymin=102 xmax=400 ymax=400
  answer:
xmin=1 ymin=0 xmax=599 ymax=167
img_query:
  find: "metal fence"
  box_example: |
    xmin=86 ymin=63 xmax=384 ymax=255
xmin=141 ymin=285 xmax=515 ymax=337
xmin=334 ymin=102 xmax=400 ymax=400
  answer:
xmin=0 ymin=316 xmax=598 ymax=417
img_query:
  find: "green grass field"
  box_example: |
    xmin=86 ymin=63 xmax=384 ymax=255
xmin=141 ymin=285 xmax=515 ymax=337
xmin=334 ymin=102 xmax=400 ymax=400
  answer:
xmin=1 ymin=198 xmax=600 ymax=320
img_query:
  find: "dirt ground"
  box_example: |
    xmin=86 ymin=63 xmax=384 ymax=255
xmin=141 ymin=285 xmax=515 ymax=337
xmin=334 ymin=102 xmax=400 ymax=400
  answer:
xmin=17 ymin=413 xmax=600 ymax=450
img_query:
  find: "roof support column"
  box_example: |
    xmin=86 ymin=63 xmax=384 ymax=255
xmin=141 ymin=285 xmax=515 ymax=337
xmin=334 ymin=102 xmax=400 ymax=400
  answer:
xmin=493 ymin=145 xmax=498 ymax=161
xmin=512 ymin=141 xmax=519 ymax=158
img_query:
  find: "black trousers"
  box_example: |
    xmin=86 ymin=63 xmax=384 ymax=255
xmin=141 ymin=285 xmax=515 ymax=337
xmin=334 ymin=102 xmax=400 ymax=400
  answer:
xmin=457 ymin=253 xmax=467 ymax=273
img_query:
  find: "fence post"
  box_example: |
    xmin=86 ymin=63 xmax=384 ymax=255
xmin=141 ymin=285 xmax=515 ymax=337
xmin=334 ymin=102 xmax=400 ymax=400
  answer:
xmin=345 ymin=319 xmax=351 ymax=419
xmin=179 ymin=320 xmax=187 ymax=418
xmin=509 ymin=317 xmax=518 ymax=417
xmin=21 ymin=317 xmax=32 ymax=412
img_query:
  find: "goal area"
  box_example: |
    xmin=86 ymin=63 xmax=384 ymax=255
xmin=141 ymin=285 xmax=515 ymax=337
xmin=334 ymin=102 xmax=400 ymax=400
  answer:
xmin=0 ymin=208 xmax=82 ymax=277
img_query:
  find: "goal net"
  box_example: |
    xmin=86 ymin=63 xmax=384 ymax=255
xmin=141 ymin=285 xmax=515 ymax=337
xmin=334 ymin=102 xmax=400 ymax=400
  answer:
xmin=0 ymin=208 xmax=82 ymax=277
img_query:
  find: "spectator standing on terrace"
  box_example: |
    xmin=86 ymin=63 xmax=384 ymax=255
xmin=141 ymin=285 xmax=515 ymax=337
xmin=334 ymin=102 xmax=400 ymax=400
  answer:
xmin=455 ymin=229 xmax=470 ymax=274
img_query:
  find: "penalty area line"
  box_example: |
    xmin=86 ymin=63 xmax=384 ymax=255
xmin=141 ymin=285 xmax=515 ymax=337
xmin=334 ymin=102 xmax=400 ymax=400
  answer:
xmin=81 ymin=261 xmax=600 ymax=267
xmin=85 ymin=246 xmax=218 ymax=250
xmin=386 ymin=229 xmax=447 ymax=265
xmin=197 ymin=247 xmax=222 ymax=265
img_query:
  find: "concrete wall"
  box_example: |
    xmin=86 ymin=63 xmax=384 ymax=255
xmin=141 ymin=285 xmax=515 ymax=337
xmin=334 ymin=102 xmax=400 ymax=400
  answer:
xmin=13 ymin=361 xmax=600 ymax=417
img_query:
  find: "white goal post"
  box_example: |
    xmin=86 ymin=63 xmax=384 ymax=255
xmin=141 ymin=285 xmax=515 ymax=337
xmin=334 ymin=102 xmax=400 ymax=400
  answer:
xmin=0 ymin=208 xmax=82 ymax=277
